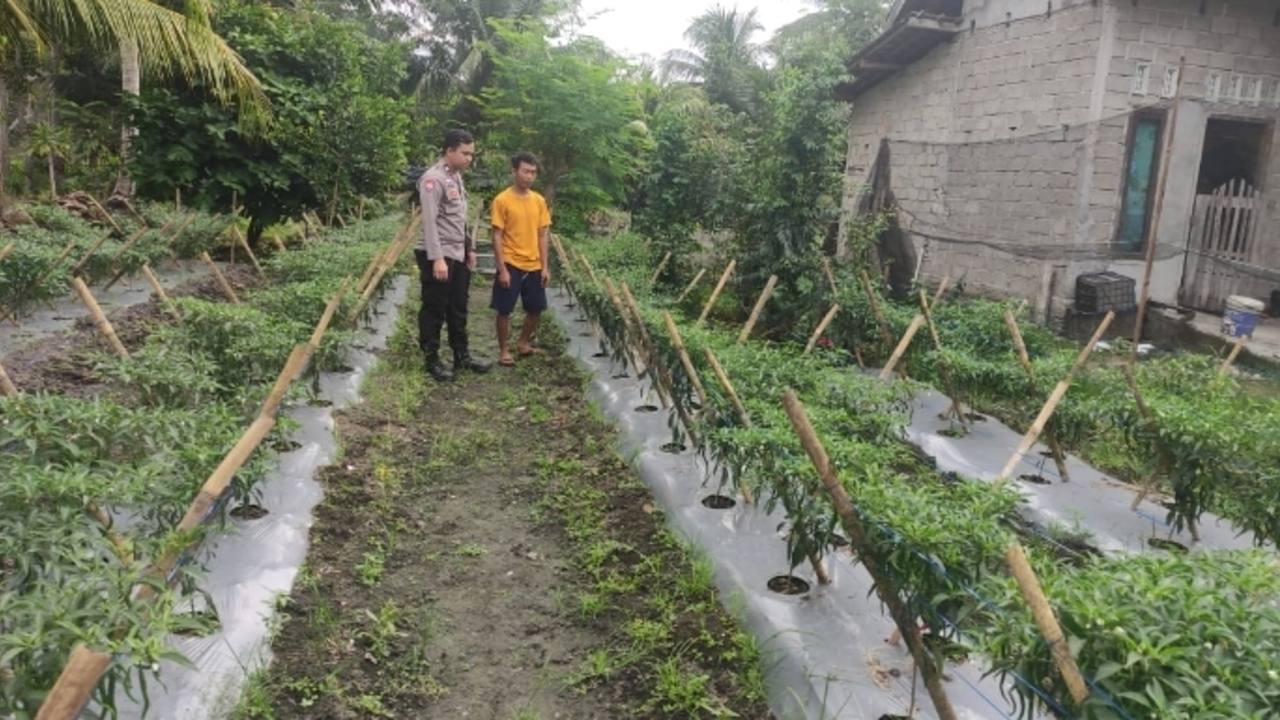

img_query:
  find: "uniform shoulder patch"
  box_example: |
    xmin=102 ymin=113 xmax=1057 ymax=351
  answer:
xmin=424 ymin=179 xmax=436 ymax=191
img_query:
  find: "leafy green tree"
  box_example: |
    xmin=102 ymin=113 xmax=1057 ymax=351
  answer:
xmin=477 ymin=19 xmax=647 ymax=231
xmin=633 ymin=85 xmax=744 ymax=268
xmin=128 ymin=0 xmax=410 ymax=241
xmin=0 ymin=0 xmax=267 ymax=206
xmin=661 ymin=5 xmax=764 ymax=115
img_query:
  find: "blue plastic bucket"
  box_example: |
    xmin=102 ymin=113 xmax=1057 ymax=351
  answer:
xmin=1222 ymin=295 xmax=1264 ymax=338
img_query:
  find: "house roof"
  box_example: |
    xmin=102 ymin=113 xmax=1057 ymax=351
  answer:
xmin=836 ymin=7 xmax=963 ymax=102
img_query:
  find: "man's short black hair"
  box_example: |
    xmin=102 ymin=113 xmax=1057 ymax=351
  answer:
xmin=511 ymin=152 xmax=539 ymax=170
xmin=443 ymin=129 xmax=474 ymax=152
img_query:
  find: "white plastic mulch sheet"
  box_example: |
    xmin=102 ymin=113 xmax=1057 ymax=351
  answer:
xmin=107 ymin=276 xmax=411 ymax=719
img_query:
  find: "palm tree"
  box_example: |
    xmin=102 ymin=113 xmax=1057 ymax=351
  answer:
xmin=0 ymin=0 xmax=268 ymax=203
xmin=661 ymin=5 xmax=764 ymax=114
xmin=771 ymin=0 xmax=886 ymax=63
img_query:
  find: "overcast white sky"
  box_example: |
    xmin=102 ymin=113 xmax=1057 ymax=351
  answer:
xmin=576 ymin=1 xmax=811 ymax=63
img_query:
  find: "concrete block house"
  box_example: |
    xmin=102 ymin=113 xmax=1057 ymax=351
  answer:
xmin=837 ymin=0 xmax=1280 ymax=322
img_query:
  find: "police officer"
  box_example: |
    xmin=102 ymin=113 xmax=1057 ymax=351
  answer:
xmin=415 ymin=129 xmax=491 ymax=381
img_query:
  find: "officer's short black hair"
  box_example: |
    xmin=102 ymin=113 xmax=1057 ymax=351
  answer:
xmin=511 ymin=152 xmax=539 ymax=170
xmin=443 ymin=129 xmax=474 ymax=152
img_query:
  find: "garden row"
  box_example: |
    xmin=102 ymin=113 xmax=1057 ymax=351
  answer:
xmin=554 ymin=234 xmax=1280 ymax=720
xmin=819 ymin=268 xmax=1280 ymax=548
xmin=0 ymin=211 xmax=412 ymax=718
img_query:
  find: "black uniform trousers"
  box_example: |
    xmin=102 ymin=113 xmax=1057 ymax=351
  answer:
xmin=415 ymin=250 xmax=470 ymax=358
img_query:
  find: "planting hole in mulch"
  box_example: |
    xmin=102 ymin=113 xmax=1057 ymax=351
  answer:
xmin=578 ymin=332 xmax=593 ymax=337
xmin=701 ymin=494 xmax=736 ymax=509
xmin=591 ymin=351 xmax=609 ymax=358
xmin=311 ymin=398 xmax=333 ymax=408
xmin=661 ymin=442 xmax=686 ymax=454
xmin=767 ymin=575 xmax=811 ymax=595
xmin=879 ymin=714 xmax=912 ymax=719
xmin=830 ymin=534 xmax=850 ymax=548
xmin=938 ymin=426 xmax=968 ymax=438
xmin=964 ymin=412 xmax=987 ymax=422
xmin=634 ymin=404 xmax=659 ymax=413
xmin=230 ymin=503 xmax=269 ymax=520
xmin=611 ymin=371 xmax=629 ymax=379
xmin=1148 ymin=537 xmax=1189 ymax=553
xmin=272 ymin=438 xmax=303 ymax=452
xmin=172 ymin=609 xmax=220 ymax=637
xmin=1039 ymin=449 xmax=1056 ymax=457
xmin=1018 ymin=473 xmax=1052 ymax=485
xmin=330 ymin=364 xmax=355 ymax=373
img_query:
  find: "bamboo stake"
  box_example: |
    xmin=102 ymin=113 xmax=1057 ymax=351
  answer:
xmin=200 ymin=252 xmax=241 ymax=304
xmin=348 ymin=222 xmax=415 ymax=321
xmin=781 ymin=391 xmax=960 ymax=720
xmin=929 ymin=274 xmax=952 ymax=310
xmin=601 ymin=277 xmax=644 ymax=374
xmin=1218 ymin=337 xmax=1247 ymax=376
xmin=71 ymin=231 xmax=126 ymax=277
xmin=737 ymin=274 xmax=778 ymax=344
xmin=860 ymin=270 xmax=896 ymax=349
xmin=141 ymin=264 xmax=181 ymax=321
xmin=703 ymin=348 xmax=750 ymax=428
xmin=70 ymin=277 xmax=129 ymax=358
xmin=34 ymin=645 xmax=113 ymax=720
xmin=85 ymin=503 xmax=133 ymax=566
xmin=576 ymin=250 xmax=603 ymax=288
xmin=0 ymin=241 xmax=16 ymax=264
xmin=662 ymin=311 xmax=708 ymax=406
xmin=1004 ymin=543 xmax=1090 ymax=704
xmin=878 ymin=315 xmax=926 ymax=380
xmin=0 ymin=360 xmax=18 ymax=396
xmin=997 ymin=311 xmax=1115 ymax=482
xmin=138 ymin=415 xmax=277 ymax=600
xmin=272 ymin=236 xmax=287 ymax=253
xmin=702 ymin=348 xmax=754 ymax=505
xmin=1131 ymin=57 xmax=1185 ymax=360
xmin=308 ymin=276 xmax=353 ymax=349
xmin=357 ymin=195 xmax=366 ymax=221
xmin=234 ymin=227 xmax=265 ymax=277
xmin=697 ymin=260 xmax=735 ymax=326
xmin=1005 ymin=309 xmax=1071 ymax=481
xmin=820 ymin=255 xmax=838 ymax=296
xmin=103 ymin=213 xmax=193 ymax=290
xmin=258 ymin=344 xmax=312 ymax=420
xmin=1005 ymin=309 xmax=1034 ymax=375
xmin=804 ymin=305 xmax=841 ymax=354
xmin=85 ymin=193 xmax=124 ymax=237
xmin=620 ymin=282 xmax=679 ymax=413
xmin=649 ymin=250 xmax=673 ymax=286
xmin=675 ymin=268 xmax=707 ymax=304
xmin=919 ymin=289 xmax=964 ymax=421
xmin=1120 ymin=365 xmax=1168 ymax=511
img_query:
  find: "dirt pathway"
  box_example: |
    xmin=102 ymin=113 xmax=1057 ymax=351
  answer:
xmin=237 ymin=285 xmax=770 ymax=720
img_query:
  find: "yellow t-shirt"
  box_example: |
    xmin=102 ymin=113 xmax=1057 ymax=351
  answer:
xmin=491 ymin=188 xmax=551 ymax=272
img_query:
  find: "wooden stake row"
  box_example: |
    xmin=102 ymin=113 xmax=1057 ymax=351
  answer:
xmin=36 ymin=254 xmax=364 ymax=720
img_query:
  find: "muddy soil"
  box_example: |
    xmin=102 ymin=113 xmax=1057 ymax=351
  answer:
xmin=1 ymin=263 xmax=262 ymax=398
xmin=242 ymin=287 xmax=770 ymax=720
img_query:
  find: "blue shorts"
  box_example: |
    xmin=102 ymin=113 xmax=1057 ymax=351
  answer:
xmin=491 ymin=264 xmax=548 ymax=316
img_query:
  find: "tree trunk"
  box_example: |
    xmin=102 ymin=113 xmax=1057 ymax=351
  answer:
xmin=47 ymin=153 xmax=56 ymax=198
xmin=0 ymin=75 xmax=9 ymax=212
xmin=113 ymin=38 xmax=141 ymax=199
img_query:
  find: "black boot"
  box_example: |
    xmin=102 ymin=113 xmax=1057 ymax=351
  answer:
xmin=425 ymin=351 xmax=454 ymax=382
xmin=454 ymin=350 xmax=492 ymax=374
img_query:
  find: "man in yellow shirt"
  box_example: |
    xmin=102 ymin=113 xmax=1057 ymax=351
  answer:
xmin=490 ymin=152 xmax=551 ymax=366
